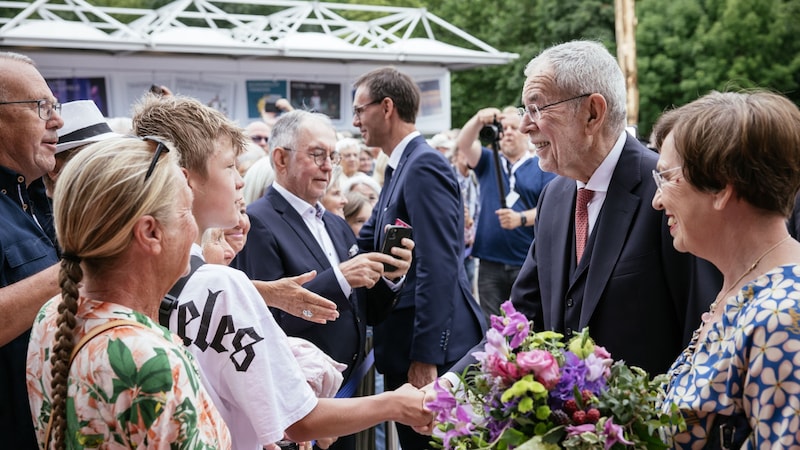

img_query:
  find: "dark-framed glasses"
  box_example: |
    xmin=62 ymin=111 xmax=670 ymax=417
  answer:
xmin=652 ymin=166 xmax=682 ymax=192
xmin=284 ymin=147 xmax=341 ymax=167
xmin=517 ymin=93 xmax=591 ymax=122
xmin=0 ymin=99 xmax=62 ymax=121
xmin=142 ymin=136 xmax=170 ymax=180
xmin=352 ymin=99 xmax=382 ymax=119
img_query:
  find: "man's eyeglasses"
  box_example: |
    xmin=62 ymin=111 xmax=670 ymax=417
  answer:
xmin=652 ymin=166 xmax=682 ymax=192
xmin=352 ymin=99 xmax=382 ymax=119
xmin=517 ymin=93 xmax=591 ymax=122
xmin=0 ymin=99 xmax=62 ymax=121
xmin=251 ymin=135 xmax=268 ymax=144
xmin=284 ymin=147 xmax=341 ymax=167
xmin=142 ymin=136 xmax=170 ymax=180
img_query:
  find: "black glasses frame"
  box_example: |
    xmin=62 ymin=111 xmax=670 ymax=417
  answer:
xmin=352 ymin=99 xmax=382 ymax=118
xmin=142 ymin=136 xmax=170 ymax=180
xmin=283 ymin=147 xmax=341 ymax=167
xmin=0 ymin=99 xmax=62 ymax=121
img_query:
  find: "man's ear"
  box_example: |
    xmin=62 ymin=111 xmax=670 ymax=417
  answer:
xmin=131 ymin=215 xmax=163 ymax=256
xmin=272 ymin=147 xmax=290 ymax=171
xmin=585 ymin=93 xmax=607 ymax=134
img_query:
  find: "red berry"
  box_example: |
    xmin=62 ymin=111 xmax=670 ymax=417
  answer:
xmin=586 ymin=408 xmax=601 ymax=424
xmin=581 ymin=389 xmax=593 ymax=404
xmin=564 ymin=399 xmax=578 ymax=414
xmin=572 ymin=410 xmax=586 ymax=425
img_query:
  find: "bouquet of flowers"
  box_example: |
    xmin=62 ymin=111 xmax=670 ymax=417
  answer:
xmin=428 ymin=301 xmax=683 ymax=449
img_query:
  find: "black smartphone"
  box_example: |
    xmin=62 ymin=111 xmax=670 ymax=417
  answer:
xmin=380 ymin=225 xmax=413 ymax=272
xmin=275 ymin=440 xmax=299 ymax=450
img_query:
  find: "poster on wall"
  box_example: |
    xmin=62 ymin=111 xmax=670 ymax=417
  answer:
xmin=173 ymin=78 xmax=235 ymax=117
xmin=47 ymin=77 xmax=109 ymax=116
xmin=290 ymin=81 xmax=341 ymax=120
xmin=418 ymin=79 xmax=442 ymax=116
xmin=246 ymin=80 xmax=288 ymax=120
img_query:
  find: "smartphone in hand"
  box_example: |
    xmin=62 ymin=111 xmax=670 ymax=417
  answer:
xmin=381 ymin=225 xmax=413 ymax=272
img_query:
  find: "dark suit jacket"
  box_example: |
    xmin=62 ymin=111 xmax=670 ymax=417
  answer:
xmin=452 ymin=135 xmax=720 ymax=376
xmin=358 ymin=135 xmax=486 ymax=376
xmin=232 ymin=186 xmax=395 ymax=383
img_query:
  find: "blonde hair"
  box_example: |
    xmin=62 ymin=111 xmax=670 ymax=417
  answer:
xmin=48 ymin=137 xmax=181 ymax=448
xmin=132 ymin=93 xmax=247 ymax=176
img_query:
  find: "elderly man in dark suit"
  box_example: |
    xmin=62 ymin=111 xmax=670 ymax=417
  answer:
xmin=353 ymin=66 xmax=486 ymax=449
xmin=232 ymin=109 xmax=413 ymax=450
xmin=443 ymin=41 xmax=721 ymax=384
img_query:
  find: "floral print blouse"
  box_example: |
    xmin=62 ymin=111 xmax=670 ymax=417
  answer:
xmin=661 ymin=264 xmax=800 ymax=449
xmin=27 ymin=296 xmax=231 ymax=449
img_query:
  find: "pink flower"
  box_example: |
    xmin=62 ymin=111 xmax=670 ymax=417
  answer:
xmin=485 ymin=354 xmax=521 ymax=380
xmin=593 ymin=345 xmax=611 ymax=359
xmin=516 ymin=350 xmax=560 ymax=389
xmin=603 ymin=417 xmax=633 ymax=450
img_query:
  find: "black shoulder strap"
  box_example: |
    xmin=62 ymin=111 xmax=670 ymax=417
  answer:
xmin=159 ymin=255 xmax=205 ymax=327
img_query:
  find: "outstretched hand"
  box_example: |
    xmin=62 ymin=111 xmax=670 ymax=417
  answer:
xmin=252 ymin=271 xmax=339 ymax=323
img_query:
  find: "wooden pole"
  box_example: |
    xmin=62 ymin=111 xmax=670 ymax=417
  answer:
xmin=614 ymin=0 xmax=639 ymax=131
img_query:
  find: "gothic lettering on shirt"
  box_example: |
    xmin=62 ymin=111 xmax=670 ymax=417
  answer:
xmin=175 ymin=288 xmax=264 ymax=372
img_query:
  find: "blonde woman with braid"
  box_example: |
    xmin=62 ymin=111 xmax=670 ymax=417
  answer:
xmin=26 ymin=137 xmax=230 ymax=448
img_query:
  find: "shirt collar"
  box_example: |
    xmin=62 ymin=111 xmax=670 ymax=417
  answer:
xmin=272 ymin=181 xmax=324 ymax=219
xmin=577 ymin=130 xmax=627 ymax=193
xmin=387 ymin=130 xmax=421 ymax=170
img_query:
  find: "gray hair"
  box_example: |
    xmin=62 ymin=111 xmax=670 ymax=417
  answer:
xmin=269 ymin=110 xmax=334 ymax=155
xmin=524 ymin=40 xmax=627 ymax=135
xmin=0 ymin=52 xmax=36 ymax=100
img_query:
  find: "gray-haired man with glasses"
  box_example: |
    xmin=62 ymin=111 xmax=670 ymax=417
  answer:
xmin=0 ymin=51 xmax=65 ymax=449
xmin=444 ymin=41 xmax=721 ymax=384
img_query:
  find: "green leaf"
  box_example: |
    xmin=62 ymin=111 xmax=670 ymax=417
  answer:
xmin=107 ymin=338 xmax=138 ymax=386
xmin=137 ymin=348 xmax=174 ymax=394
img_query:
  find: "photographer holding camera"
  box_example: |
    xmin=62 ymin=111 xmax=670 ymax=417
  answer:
xmin=456 ymin=106 xmax=555 ymax=322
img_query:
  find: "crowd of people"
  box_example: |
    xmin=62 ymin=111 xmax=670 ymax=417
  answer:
xmin=2 ymin=36 xmax=800 ymax=450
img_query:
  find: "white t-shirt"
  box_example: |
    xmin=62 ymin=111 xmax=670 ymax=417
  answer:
xmin=166 ymin=244 xmax=317 ymax=450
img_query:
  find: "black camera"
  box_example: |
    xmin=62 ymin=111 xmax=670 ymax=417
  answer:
xmin=479 ymin=118 xmax=503 ymax=143
xmin=276 ymin=441 xmax=299 ymax=450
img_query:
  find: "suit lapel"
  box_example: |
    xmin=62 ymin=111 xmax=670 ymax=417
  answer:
xmin=373 ymin=137 xmax=420 ymax=249
xmin=267 ymin=188 xmax=331 ymax=269
xmin=545 ymin=178 xmax=576 ymax=328
xmin=578 ymin=140 xmax=643 ymax=327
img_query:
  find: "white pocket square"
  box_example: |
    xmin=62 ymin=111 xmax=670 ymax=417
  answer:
xmin=348 ymin=244 xmax=359 ymax=257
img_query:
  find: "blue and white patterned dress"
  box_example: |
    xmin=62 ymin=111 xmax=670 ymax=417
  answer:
xmin=661 ymin=264 xmax=800 ymax=449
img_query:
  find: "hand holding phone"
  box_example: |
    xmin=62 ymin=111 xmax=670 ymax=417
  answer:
xmin=380 ymin=225 xmax=413 ymax=272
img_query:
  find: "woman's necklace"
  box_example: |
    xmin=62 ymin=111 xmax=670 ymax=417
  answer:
xmin=700 ymin=235 xmax=791 ymax=324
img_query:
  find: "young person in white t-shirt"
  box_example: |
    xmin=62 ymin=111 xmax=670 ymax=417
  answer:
xmin=133 ymin=94 xmax=433 ymax=450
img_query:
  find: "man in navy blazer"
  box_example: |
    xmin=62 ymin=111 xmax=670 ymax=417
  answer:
xmin=442 ymin=41 xmax=721 ymax=385
xmin=233 ymin=111 xmax=414 ymax=448
xmin=353 ymin=67 xmax=486 ymax=449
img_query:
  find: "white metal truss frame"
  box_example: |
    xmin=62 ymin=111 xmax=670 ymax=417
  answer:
xmin=0 ymin=0 xmax=518 ymax=69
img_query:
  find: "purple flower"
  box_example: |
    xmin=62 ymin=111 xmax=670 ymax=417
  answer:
xmin=489 ymin=301 xmax=529 ymax=348
xmin=566 ymin=423 xmax=596 ymax=436
xmin=433 ymin=404 xmax=476 ymax=450
xmin=426 ymin=379 xmax=457 ymax=423
xmin=603 ymin=417 xmax=633 ymax=450
xmin=584 ymin=353 xmax=612 ymax=382
xmin=552 ymin=352 xmax=589 ymax=401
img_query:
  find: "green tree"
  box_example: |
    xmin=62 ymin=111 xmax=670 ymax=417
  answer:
xmin=429 ymin=0 xmax=615 ymax=129
xmin=637 ymin=0 xmax=800 ymax=138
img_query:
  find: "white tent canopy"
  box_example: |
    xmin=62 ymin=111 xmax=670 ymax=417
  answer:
xmin=0 ymin=0 xmax=518 ymax=133
xmin=0 ymin=0 xmax=517 ymax=69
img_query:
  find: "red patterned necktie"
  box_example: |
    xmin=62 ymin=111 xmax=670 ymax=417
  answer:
xmin=575 ymin=188 xmax=594 ymax=261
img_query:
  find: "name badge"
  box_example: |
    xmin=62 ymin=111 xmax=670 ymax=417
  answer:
xmin=505 ymin=191 xmax=520 ymax=207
